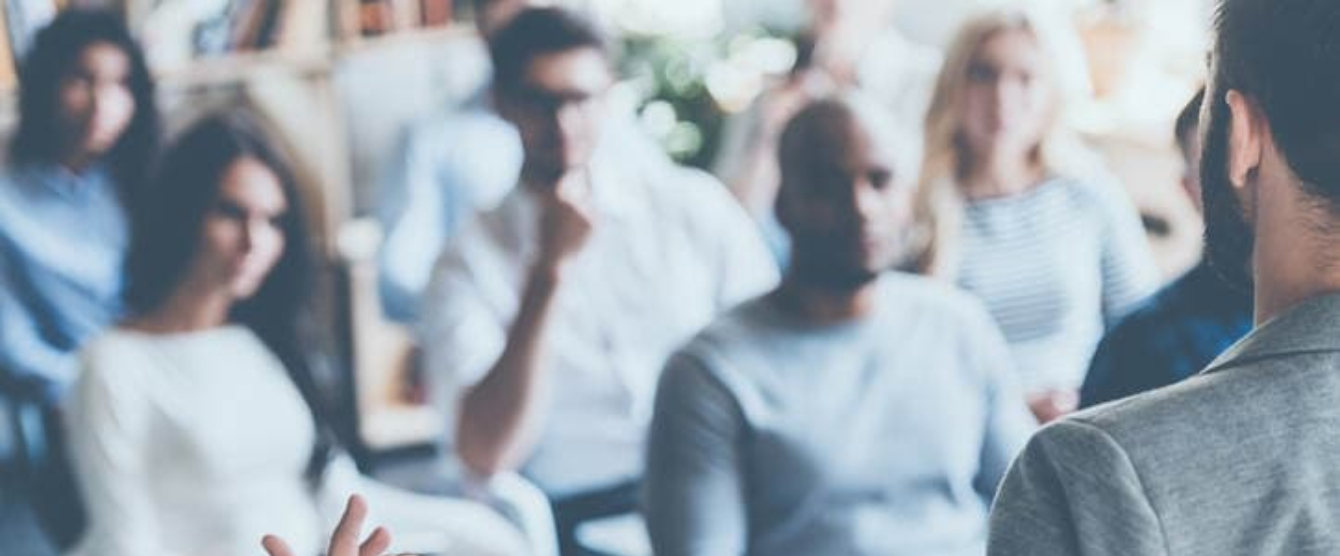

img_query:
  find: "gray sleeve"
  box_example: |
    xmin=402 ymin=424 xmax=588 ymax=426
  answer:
xmin=987 ymin=419 xmax=1167 ymax=556
xmin=643 ymin=350 xmax=748 ymax=556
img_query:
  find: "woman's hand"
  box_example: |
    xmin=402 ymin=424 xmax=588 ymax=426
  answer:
xmin=262 ymin=495 xmax=397 ymax=556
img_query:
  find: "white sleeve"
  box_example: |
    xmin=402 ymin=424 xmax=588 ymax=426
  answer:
xmin=683 ymin=170 xmax=779 ymax=308
xmin=418 ymin=236 xmax=510 ymax=447
xmin=64 ymin=343 xmax=178 ymax=556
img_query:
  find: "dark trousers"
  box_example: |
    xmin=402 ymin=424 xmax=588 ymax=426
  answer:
xmin=551 ymin=480 xmax=641 ymax=556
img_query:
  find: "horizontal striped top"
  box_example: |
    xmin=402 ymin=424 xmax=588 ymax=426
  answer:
xmin=954 ymin=177 xmax=1159 ymax=392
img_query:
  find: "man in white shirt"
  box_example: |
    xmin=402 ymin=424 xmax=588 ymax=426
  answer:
xmin=376 ymin=0 xmax=669 ymax=323
xmin=419 ymin=8 xmax=778 ymax=555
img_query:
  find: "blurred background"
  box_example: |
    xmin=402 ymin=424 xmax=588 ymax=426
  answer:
xmin=0 ymin=1 xmax=1214 ymax=553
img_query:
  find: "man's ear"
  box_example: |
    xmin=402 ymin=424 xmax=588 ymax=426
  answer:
xmin=1225 ymin=90 xmax=1266 ymax=191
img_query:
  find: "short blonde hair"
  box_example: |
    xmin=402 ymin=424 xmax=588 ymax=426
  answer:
xmin=911 ymin=7 xmax=1100 ymax=277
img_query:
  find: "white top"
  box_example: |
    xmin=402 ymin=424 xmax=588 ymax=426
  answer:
xmin=65 ymin=326 xmax=531 ymax=556
xmin=421 ymin=162 xmax=779 ymax=496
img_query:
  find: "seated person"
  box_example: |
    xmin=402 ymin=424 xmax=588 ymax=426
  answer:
xmin=0 ymin=10 xmax=158 ymax=403
xmin=644 ymin=96 xmax=1036 ymax=556
xmin=377 ymin=0 xmax=669 ymax=323
xmin=419 ymin=8 xmax=778 ymax=554
xmin=64 ymin=113 xmax=531 ymax=556
xmin=1079 ymin=89 xmax=1252 ymax=408
xmin=911 ymin=8 xmax=1159 ymax=422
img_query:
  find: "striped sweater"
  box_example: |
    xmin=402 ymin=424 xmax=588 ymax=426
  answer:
xmin=954 ymin=177 xmax=1160 ymax=392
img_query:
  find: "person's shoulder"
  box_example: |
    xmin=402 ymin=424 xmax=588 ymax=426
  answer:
xmin=1063 ymin=370 xmax=1243 ymax=457
xmin=75 ymin=328 xmax=159 ymax=390
xmin=682 ymin=295 xmax=773 ymax=351
xmin=646 ymin=164 xmax=735 ymax=207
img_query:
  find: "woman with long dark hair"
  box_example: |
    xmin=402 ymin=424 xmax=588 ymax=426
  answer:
xmin=0 ymin=9 xmax=158 ymax=401
xmin=63 ymin=113 xmax=531 ymax=556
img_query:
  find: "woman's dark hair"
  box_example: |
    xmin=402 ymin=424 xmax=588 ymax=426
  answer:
xmin=10 ymin=9 xmax=159 ymax=197
xmin=123 ymin=112 xmax=332 ymax=485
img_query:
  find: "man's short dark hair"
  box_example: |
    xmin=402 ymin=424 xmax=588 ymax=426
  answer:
xmin=1175 ymin=88 xmax=1204 ymax=161
xmin=1214 ymin=0 xmax=1340 ymax=205
xmin=488 ymin=7 xmax=607 ymax=96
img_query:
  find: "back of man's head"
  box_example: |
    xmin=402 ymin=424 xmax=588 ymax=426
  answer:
xmin=1215 ymin=0 xmax=1340 ymax=205
xmin=488 ymin=7 xmax=607 ymax=96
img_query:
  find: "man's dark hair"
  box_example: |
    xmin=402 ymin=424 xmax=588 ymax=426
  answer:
xmin=1175 ymin=88 xmax=1204 ymax=161
xmin=10 ymin=9 xmax=159 ymax=199
xmin=487 ymin=7 xmax=607 ymax=96
xmin=1213 ymin=0 xmax=1340 ymax=205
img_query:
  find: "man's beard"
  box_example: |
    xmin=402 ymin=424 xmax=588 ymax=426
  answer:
xmin=1199 ymin=96 xmax=1257 ymax=292
xmin=786 ymin=231 xmax=885 ymax=293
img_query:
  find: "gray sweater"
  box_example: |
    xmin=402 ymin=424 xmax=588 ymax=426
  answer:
xmin=644 ymin=274 xmax=1037 ymax=556
xmin=989 ymin=292 xmax=1340 ymax=555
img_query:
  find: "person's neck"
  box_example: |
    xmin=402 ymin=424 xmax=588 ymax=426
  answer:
xmin=1250 ymin=171 xmax=1340 ymax=324
xmin=58 ymin=148 xmax=97 ymax=176
xmin=770 ymin=274 xmax=879 ymax=325
xmin=962 ymin=148 xmax=1042 ymax=199
xmin=1253 ymin=227 xmax=1340 ymax=327
xmin=132 ymin=280 xmax=232 ymax=335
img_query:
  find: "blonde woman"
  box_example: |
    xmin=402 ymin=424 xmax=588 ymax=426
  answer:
xmin=912 ymin=8 xmax=1158 ymax=423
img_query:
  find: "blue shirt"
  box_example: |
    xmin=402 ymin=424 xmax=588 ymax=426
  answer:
xmin=1079 ymin=261 xmax=1253 ymax=408
xmin=376 ymin=101 xmax=524 ymax=323
xmin=0 ymin=164 xmax=129 ymax=402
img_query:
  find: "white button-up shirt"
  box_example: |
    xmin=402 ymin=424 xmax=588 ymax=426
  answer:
xmin=421 ymin=161 xmax=778 ymax=496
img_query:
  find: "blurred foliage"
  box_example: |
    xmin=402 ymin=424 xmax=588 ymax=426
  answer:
xmin=618 ymin=26 xmax=796 ymax=169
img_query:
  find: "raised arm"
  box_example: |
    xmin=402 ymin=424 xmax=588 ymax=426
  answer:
xmin=455 ymin=175 xmax=594 ymax=476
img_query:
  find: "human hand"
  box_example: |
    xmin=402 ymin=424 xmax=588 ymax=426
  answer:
xmin=262 ymin=495 xmax=402 ymax=556
xmin=536 ymin=171 xmax=595 ymax=271
xmin=1026 ymin=389 xmax=1079 ymax=424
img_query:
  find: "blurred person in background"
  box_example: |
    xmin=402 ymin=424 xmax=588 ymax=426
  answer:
xmin=65 ymin=113 xmax=532 ymax=556
xmin=0 ymin=9 xmax=158 ymax=406
xmin=645 ymin=95 xmax=1034 ymax=556
xmin=911 ymin=8 xmax=1159 ymax=423
xmin=1079 ymin=89 xmax=1252 ymax=409
xmin=376 ymin=0 xmax=667 ymax=324
xmin=419 ymin=8 xmax=776 ymax=555
xmin=714 ymin=0 xmax=941 ymax=265
xmin=0 ymin=12 xmax=159 ymax=547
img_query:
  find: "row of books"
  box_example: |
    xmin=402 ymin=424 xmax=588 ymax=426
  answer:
xmin=0 ymin=0 xmax=465 ymax=90
xmin=355 ymin=0 xmax=454 ymax=37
